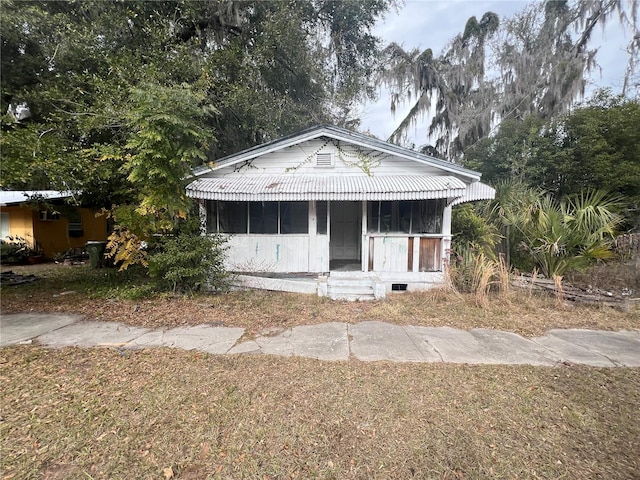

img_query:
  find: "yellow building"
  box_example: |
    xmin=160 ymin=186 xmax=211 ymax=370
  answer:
xmin=0 ymin=191 xmax=107 ymax=259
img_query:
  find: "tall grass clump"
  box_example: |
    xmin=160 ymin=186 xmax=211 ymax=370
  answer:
xmin=448 ymin=247 xmax=510 ymax=306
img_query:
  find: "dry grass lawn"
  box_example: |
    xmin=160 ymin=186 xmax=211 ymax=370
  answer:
xmin=1 ymin=263 xmax=638 ymax=337
xmin=2 ymin=264 xmax=639 ymax=479
xmin=1 ymin=347 xmax=639 ymax=479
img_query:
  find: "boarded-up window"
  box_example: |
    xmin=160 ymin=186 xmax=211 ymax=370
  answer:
xmin=419 ymin=238 xmax=441 ymax=271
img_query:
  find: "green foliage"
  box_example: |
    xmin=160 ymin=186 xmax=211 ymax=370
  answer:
xmin=451 ymin=204 xmax=500 ymax=258
xmin=1 ymin=0 xmax=393 ymax=268
xmin=382 ymin=2 xmax=638 ymax=158
xmin=0 ymin=237 xmax=31 ymax=264
xmin=514 ymin=190 xmax=625 ymax=278
xmin=148 ymin=233 xmax=229 ymax=294
xmin=456 ymin=181 xmax=625 ymax=278
xmin=123 ymin=83 xmax=215 ymax=223
xmin=465 ymin=92 xmax=640 ymax=228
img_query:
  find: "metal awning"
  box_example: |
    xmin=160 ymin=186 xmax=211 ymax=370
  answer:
xmin=187 ymin=175 xmax=467 ymax=201
xmin=449 ymin=182 xmax=496 ymax=205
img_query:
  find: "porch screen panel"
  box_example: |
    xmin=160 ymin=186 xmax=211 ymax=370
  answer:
xmin=413 ymin=199 xmax=445 ymax=234
xmin=280 ymin=202 xmax=308 ymax=234
xmin=368 ymin=200 xmax=443 ymax=234
xmin=249 ymin=202 xmax=278 ymax=234
xmin=218 ymin=201 xmax=247 ymax=233
xmin=367 ymin=202 xmax=379 ymax=233
xmin=206 ymin=200 xmax=217 ymax=233
xmin=398 ymin=201 xmax=412 ymax=233
xmin=379 ymin=201 xmax=393 ymax=232
xmin=316 ymin=201 xmax=327 ymax=235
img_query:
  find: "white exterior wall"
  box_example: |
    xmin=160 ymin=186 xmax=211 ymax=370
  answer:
xmin=223 ymin=235 xmax=310 ymax=272
xmin=371 ymin=236 xmax=410 ymax=272
xmin=212 ymin=139 xmax=446 ymax=178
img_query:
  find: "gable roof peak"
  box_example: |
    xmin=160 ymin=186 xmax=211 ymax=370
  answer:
xmin=192 ymin=124 xmax=481 ymax=181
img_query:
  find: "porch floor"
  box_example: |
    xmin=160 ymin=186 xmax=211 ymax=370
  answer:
xmin=329 ymin=260 xmax=361 ymax=271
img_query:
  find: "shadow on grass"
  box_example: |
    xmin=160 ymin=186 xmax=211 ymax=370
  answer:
xmin=0 ymin=263 xmax=159 ymax=300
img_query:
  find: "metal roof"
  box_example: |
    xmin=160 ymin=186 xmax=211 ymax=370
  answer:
xmin=450 ymin=182 xmax=496 ymax=206
xmin=192 ymin=125 xmax=481 ymax=181
xmin=0 ymin=190 xmax=73 ymax=206
xmin=187 ymin=175 xmax=467 ymax=201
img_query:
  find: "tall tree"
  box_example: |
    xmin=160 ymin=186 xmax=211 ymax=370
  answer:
xmin=464 ymin=91 xmax=640 ymax=219
xmin=1 ymin=0 xmax=393 ymax=193
xmin=1 ymin=0 xmax=393 ymax=265
xmin=380 ymin=0 xmax=639 ymax=159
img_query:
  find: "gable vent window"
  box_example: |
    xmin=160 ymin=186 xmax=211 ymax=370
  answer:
xmin=316 ymin=153 xmax=333 ymax=167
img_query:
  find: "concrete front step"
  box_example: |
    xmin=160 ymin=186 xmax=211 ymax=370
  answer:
xmin=327 ymin=276 xmax=377 ymax=301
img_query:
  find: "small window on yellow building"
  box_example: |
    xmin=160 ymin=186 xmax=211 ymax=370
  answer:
xmin=68 ymin=208 xmax=83 ymax=237
xmin=0 ymin=212 xmax=9 ymax=238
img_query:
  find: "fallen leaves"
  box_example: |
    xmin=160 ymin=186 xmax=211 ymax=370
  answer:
xmin=1 ymin=347 xmax=640 ymax=479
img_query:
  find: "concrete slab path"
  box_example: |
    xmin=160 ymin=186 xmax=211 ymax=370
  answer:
xmin=1 ymin=313 xmax=639 ymax=367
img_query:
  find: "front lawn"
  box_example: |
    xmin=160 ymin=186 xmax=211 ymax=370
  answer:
xmin=1 ymin=263 xmax=638 ymax=336
xmin=1 ymin=346 xmax=639 ymax=479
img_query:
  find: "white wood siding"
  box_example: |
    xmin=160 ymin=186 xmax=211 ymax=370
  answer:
xmin=371 ymin=236 xmax=410 ymax=272
xmin=211 ymin=139 xmax=444 ymax=178
xmin=224 ymin=235 xmax=309 ymax=272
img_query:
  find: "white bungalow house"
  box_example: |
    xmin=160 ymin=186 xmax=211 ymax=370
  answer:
xmin=187 ymin=125 xmax=494 ymax=300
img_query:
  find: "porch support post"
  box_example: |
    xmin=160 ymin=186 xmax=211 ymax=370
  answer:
xmin=442 ymin=204 xmax=453 ymax=270
xmin=309 ymin=200 xmax=317 ymax=271
xmin=361 ymin=201 xmax=368 ymax=272
xmin=198 ymin=200 xmax=207 ymax=235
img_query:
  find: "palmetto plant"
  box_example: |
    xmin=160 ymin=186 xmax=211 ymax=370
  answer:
xmin=515 ymin=190 xmax=624 ymax=278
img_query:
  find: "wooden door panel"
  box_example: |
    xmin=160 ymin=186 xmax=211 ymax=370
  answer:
xmin=419 ymin=238 xmax=441 ymax=272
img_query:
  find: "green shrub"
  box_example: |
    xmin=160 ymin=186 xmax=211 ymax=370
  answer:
xmin=0 ymin=236 xmax=33 ymax=264
xmin=451 ymin=204 xmax=500 ymax=258
xmin=148 ymin=233 xmax=229 ymax=293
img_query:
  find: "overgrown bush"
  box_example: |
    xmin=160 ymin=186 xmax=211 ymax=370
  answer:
xmin=0 ymin=236 xmax=36 ymax=264
xmin=148 ymin=233 xmax=229 ymax=294
xmin=451 ymin=204 xmax=500 ymax=258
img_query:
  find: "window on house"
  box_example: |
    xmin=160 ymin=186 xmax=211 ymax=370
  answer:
xmin=206 ymin=200 xmax=218 ymax=233
xmin=67 ymin=208 xmax=83 ymax=237
xmin=0 ymin=212 xmax=9 ymax=238
xmin=249 ymin=202 xmax=278 ymax=234
xmin=217 ymin=201 xmax=247 ymax=234
xmin=280 ymin=201 xmax=308 ymax=234
xmin=208 ymin=201 xmax=309 ymax=234
xmin=39 ymin=210 xmax=60 ymax=221
xmin=367 ymin=200 xmax=444 ymax=234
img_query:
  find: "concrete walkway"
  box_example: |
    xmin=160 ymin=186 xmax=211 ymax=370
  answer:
xmin=1 ymin=313 xmax=639 ymax=367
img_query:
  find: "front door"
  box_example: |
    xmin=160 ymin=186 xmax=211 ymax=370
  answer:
xmin=330 ymin=201 xmax=360 ymax=261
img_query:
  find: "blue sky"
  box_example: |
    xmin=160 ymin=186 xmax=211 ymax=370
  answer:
xmin=360 ymin=0 xmax=634 ymax=145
